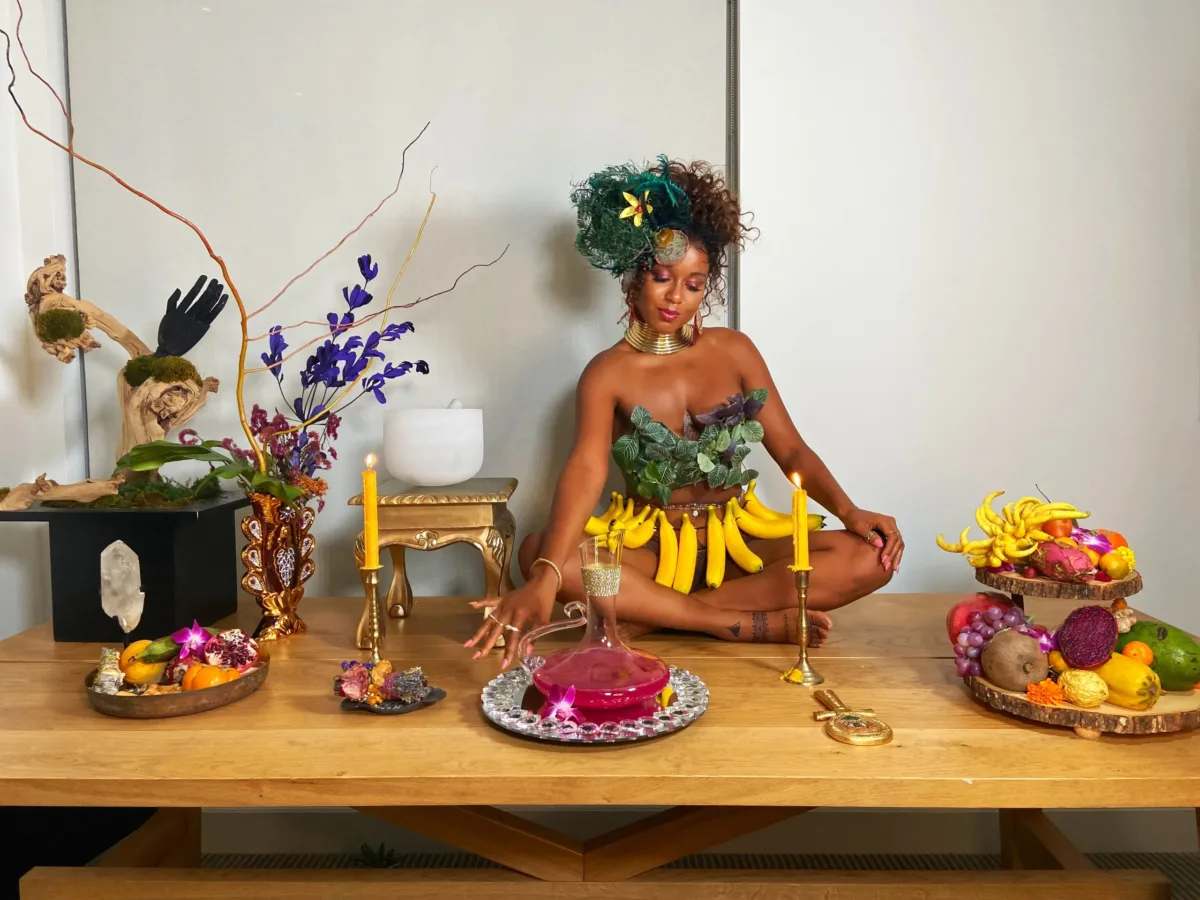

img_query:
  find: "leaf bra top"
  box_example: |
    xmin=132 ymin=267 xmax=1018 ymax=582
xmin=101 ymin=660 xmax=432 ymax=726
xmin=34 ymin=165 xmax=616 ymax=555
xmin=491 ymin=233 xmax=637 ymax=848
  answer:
xmin=612 ymin=389 xmax=768 ymax=505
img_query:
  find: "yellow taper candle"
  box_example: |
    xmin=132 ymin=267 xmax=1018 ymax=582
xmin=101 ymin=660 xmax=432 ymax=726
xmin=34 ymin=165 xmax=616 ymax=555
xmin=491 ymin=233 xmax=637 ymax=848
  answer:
xmin=362 ymin=454 xmax=380 ymax=568
xmin=791 ymin=473 xmax=810 ymax=570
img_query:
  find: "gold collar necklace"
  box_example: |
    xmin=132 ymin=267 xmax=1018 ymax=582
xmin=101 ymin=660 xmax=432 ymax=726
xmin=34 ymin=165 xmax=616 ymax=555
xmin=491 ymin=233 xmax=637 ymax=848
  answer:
xmin=623 ymin=318 xmax=694 ymax=355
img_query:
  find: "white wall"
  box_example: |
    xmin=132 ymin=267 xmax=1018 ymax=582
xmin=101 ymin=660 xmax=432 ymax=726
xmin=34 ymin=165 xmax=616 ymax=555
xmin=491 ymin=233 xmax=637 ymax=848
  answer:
xmin=63 ymin=0 xmax=725 ymax=600
xmin=0 ymin=0 xmax=86 ymax=638
xmin=742 ymin=1 xmax=1200 ymax=631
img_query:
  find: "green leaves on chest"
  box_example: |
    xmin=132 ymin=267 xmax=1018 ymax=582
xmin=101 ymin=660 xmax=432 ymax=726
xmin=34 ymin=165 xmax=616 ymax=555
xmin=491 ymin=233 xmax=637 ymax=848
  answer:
xmin=613 ymin=392 xmax=767 ymax=504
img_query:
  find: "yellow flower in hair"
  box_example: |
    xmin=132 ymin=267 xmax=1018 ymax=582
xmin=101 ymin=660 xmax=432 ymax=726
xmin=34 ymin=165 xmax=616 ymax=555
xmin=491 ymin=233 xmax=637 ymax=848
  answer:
xmin=620 ymin=190 xmax=653 ymax=228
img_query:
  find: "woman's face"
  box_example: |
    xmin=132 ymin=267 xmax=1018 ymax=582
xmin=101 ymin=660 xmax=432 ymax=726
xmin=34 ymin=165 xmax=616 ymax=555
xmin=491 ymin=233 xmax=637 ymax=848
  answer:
xmin=631 ymin=243 xmax=709 ymax=333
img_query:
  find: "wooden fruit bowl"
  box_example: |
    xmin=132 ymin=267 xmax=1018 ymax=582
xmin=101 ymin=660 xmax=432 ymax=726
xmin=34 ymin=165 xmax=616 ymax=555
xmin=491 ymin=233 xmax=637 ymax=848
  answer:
xmin=975 ymin=568 xmax=1142 ymax=604
xmin=967 ymin=674 xmax=1199 ymax=738
xmin=84 ymin=655 xmax=270 ymax=719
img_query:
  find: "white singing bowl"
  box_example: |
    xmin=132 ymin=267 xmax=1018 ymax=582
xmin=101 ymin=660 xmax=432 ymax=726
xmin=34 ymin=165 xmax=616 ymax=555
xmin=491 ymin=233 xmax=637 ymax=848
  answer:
xmin=384 ymin=408 xmax=484 ymax=487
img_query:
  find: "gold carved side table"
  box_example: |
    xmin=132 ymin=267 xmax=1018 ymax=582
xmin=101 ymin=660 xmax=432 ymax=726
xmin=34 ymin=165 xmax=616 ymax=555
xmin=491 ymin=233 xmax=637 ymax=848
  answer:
xmin=349 ymin=477 xmax=517 ymax=650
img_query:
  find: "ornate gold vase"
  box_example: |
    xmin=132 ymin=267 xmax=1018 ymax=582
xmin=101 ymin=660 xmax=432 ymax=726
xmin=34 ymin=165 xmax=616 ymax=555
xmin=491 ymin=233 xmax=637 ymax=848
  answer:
xmin=240 ymin=492 xmax=316 ymax=640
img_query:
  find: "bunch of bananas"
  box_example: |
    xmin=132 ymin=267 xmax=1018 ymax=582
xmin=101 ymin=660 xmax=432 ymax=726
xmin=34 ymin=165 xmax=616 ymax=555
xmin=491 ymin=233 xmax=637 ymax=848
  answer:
xmin=936 ymin=491 xmax=1089 ymax=568
xmin=585 ymin=482 xmax=824 ymax=591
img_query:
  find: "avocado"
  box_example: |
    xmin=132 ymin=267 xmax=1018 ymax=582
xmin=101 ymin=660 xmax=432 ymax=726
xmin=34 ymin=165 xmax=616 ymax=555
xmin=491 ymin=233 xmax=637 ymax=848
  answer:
xmin=1116 ymin=621 xmax=1200 ymax=691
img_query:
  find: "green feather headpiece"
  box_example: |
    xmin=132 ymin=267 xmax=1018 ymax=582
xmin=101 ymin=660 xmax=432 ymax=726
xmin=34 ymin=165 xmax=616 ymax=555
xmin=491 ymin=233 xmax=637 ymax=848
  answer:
xmin=570 ymin=154 xmax=693 ymax=276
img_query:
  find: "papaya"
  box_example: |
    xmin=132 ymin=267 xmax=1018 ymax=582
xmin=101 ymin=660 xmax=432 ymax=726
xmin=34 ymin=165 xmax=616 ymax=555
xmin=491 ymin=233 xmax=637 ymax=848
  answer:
xmin=1093 ymin=652 xmax=1160 ymax=710
xmin=1116 ymin=621 xmax=1200 ymax=691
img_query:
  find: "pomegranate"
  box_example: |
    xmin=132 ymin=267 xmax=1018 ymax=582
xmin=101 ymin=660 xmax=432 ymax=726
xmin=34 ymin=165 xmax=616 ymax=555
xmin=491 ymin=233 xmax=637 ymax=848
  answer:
xmin=203 ymin=630 xmax=260 ymax=673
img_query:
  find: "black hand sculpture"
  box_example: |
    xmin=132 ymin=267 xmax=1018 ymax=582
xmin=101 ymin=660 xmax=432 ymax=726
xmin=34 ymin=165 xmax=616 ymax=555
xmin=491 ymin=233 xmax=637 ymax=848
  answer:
xmin=154 ymin=275 xmax=228 ymax=358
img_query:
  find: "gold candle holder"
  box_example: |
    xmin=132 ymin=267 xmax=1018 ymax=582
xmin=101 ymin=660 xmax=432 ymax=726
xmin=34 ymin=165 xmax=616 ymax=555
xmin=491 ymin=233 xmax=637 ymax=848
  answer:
xmin=782 ymin=567 xmax=824 ymax=686
xmin=361 ymin=565 xmax=383 ymax=664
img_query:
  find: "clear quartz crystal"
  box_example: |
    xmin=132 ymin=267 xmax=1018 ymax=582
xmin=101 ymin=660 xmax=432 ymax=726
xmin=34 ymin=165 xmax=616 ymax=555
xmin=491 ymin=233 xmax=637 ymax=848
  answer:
xmin=100 ymin=540 xmax=145 ymax=633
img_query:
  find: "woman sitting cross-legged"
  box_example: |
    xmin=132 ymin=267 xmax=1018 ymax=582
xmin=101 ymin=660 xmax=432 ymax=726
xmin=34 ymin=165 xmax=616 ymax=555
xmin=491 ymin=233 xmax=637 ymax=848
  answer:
xmin=466 ymin=156 xmax=902 ymax=668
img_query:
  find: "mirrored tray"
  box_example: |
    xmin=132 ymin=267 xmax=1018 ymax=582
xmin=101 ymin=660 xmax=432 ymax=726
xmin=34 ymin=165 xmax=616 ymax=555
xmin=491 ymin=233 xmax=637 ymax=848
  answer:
xmin=481 ymin=665 xmax=708 ymax=744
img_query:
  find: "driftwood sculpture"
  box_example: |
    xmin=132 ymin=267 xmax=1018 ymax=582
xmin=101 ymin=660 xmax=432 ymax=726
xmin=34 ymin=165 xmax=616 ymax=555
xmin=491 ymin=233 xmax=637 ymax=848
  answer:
xmin=0 ymin=472 xmax=128 ymax=512
xmin=25 ymin=254 xmax=222 ymax=464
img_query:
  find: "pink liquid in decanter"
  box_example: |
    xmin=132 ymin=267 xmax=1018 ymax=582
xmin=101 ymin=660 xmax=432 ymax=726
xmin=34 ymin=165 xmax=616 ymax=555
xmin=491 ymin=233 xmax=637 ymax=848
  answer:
xmin=533 ymin=644 xmax=669 ymax=710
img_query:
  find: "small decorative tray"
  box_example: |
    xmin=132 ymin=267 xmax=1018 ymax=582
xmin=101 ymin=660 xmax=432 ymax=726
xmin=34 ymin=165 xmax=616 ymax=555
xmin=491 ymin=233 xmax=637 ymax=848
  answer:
xmin=481 ymin=666 xmax=708 ymax=744
xmin=84 ymin=658 xmax=270 ymax=719
xmin=342 ymin=687 xmax=446 ymax=715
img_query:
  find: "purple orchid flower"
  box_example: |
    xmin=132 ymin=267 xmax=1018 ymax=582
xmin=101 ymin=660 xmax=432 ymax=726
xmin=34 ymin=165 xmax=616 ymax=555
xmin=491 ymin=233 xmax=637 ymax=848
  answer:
xmin=1027 ymin=624 xmax=1057 ymax=654
xmin=342 ymin=283 xmax=373 ymax=311
xmin=358 ymin=254 xmax=379 ymax=282
xmin=1070 ymin=527 xmax=1113 ymax=557
xmin=171 ymin=620 xmax=211 ymax=661
xmin=545 ymin=685 xmax=580 ymax=723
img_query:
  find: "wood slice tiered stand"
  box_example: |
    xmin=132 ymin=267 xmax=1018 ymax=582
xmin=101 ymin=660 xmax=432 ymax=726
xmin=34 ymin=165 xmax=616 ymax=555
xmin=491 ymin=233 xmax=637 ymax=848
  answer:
xmin=966 ymin=569 xmax=1200 ymax=739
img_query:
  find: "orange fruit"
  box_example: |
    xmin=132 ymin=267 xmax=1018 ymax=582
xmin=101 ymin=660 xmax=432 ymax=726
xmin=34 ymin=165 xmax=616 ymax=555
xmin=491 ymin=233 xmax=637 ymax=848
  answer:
xmin=118 ymin=640 xmax=152 ymax=671
xmin=122 ymin=659 xmax=168 ymax=686
xmin=185 ymin=665 xmax=238 ymax=691
xmin=1098 ymin=529 xmax=1128 ymax=550
xmin=1079 ymin=546 xmax=1100 ymax=567
xmin=1122 ymin=641 xmax=1154 ymax=666
xmin=118 ymin=640 xmax=167 ymax=685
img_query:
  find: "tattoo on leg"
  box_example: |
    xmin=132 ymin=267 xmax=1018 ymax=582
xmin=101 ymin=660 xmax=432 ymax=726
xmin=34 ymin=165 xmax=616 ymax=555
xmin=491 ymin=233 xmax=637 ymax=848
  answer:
xmin=728 ymin=620 xmax=741 ymax=638
xmin=752 ymin=611 xmax=768 ymax=643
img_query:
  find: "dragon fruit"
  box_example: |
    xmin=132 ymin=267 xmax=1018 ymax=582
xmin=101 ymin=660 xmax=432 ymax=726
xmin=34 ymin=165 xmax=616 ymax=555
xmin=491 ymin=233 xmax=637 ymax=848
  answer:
xmin=203 ymin=630 xmax=260 ymax=673
xmin=1057 ymin=605 xmax=1119 ymax=669
xmin=1031 ymin=540 xmax=1095 ymax=583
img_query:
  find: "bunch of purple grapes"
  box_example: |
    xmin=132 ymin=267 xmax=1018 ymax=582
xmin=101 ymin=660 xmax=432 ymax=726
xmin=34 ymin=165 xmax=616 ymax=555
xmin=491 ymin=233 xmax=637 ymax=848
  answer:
xmin=954 ymin=604 xmax=1031 ymax=678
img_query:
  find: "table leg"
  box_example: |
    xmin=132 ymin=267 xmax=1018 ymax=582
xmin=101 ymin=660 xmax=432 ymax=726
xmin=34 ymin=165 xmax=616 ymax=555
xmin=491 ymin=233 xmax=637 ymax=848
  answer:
xmin=95 ymin=808 xmax=201 ymax=868
xmin=386 ymin=544 xmax=414 ymax=618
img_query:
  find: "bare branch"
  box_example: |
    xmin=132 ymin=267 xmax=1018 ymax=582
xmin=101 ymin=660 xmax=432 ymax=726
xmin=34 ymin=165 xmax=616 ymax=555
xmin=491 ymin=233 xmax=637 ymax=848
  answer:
xmin=245 ymin=122 xmax=431 ymax=320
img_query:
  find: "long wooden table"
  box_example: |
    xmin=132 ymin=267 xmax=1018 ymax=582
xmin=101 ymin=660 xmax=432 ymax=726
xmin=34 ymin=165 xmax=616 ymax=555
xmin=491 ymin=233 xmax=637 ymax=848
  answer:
xmin=2 ymin=593 xmax=1192 ymax=898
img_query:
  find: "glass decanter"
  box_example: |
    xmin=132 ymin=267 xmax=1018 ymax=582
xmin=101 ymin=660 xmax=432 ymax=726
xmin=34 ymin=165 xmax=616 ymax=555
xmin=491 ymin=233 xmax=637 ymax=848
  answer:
xmin=519 ymin=532 xmax=670 ymax=713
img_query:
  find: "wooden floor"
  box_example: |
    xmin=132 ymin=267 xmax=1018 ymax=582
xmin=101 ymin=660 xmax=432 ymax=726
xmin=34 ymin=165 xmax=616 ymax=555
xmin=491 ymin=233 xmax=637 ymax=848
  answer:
xmin=2 ymin=592 xmax=1192 ymax=897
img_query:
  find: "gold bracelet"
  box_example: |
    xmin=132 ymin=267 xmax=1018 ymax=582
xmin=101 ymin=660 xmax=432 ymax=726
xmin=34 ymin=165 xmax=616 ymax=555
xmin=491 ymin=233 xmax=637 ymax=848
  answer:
xmin=530 ymin=557 xmax=563 ymax=593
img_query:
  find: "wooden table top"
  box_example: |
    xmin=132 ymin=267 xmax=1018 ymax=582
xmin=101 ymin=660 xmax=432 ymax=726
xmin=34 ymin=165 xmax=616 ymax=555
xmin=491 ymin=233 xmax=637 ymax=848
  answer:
xmin=1 ymin=593 xmax=1196 ymax=809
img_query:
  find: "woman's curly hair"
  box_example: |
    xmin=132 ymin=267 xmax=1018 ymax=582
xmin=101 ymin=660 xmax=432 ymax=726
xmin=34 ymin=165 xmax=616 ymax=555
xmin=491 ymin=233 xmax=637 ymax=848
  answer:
xmin=667 ymin=163 xmax=748 ymax=309
xmin=625 ymin=159 xmax=754 ymax=313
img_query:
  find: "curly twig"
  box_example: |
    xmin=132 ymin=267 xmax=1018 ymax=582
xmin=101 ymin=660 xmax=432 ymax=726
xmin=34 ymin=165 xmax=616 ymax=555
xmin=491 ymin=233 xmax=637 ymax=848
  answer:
xmin=246 ymin=122 xmax=431 ymax=320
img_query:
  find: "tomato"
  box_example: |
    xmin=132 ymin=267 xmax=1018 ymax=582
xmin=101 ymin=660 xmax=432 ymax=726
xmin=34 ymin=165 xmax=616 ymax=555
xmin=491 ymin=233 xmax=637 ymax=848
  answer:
xmin=1042 ymin=519 xmax=1073 ymax=539
xmin=1097 ymin=529 xmax=1128 ymax=550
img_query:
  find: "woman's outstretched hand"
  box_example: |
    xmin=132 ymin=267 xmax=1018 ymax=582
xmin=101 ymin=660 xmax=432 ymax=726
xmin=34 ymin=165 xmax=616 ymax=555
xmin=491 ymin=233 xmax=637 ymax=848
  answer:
xmin=465 ymin=574 xmax=558 ymax=670
xmin=842 ymin=508 xmax=904 ymax=573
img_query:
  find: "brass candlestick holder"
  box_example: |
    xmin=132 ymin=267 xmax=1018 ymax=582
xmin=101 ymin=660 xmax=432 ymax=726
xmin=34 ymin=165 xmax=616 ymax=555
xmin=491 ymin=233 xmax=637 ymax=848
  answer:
xmin=782 ymin=567 xmax=824 ymax=686
xmin=361 ymin=565 xmax=383 ymax=664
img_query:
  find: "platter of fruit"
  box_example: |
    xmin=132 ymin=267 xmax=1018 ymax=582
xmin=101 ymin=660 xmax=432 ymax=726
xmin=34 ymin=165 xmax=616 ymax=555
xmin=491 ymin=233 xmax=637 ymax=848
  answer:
xmin=947 ymin=594 xmax=1200 ymax=737
xmin=937 ymin=491 xmax=1140 ymax=603
xmin=84 ymin=622 xmax=269 ymax=719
